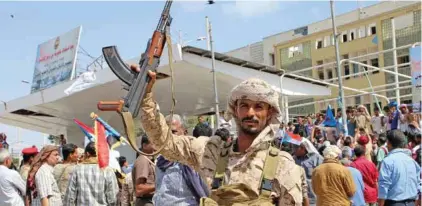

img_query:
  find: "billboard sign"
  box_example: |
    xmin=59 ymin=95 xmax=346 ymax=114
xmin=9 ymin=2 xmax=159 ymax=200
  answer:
xmin=31 ymin=26 xmax=82 ymax=93
xmin=410 ymin=46 xmax=421 ymax=112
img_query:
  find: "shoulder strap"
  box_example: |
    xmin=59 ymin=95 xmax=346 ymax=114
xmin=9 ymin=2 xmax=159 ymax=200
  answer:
xmin=381 ymin=146 xmax=388 ymax=155
xmin=259 ymin=146 xmax=280 ymax=198
xmin=211 ymin=148 xmax=230 ymax=190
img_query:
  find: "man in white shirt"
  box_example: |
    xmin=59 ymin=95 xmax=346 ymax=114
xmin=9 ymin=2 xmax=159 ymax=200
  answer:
xmin=0 ymin=148 xmax=26 ymax=206
xmin=371 ymin=107 xmax=384 ymax=134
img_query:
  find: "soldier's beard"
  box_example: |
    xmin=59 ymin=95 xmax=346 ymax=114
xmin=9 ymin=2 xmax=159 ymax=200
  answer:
xmin=235 ymin=117 xmax=263 ymax=136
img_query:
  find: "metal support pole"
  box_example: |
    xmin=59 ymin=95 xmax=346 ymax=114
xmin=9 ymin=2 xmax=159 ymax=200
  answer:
xmin=178 ymin=29 xmax=183 ymax=47
xmin=391 ymin=17 xmax=400 ymax=105
xmin=284 ymin=96 xmax=289 ymax=124
xmin=279 ymin=72 xmax=288 ymax=123
xmin=209 ymin=20 xmax=220 ymax=129
xmin=330 ymin=0 xmax=348 ymax=135
xmin=205 ymin=16 xmax=211 ymax=51
xmin=361 ymin=64 xmax=383 ymax=115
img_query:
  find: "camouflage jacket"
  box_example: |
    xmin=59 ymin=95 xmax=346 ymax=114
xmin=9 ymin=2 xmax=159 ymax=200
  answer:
xmin=141 ymin=92 xmax=307 ymax=206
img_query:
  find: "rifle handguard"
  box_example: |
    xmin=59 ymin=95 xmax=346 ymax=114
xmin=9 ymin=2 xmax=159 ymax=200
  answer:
xmin=97 ymin=101 xmax=124 ymax=112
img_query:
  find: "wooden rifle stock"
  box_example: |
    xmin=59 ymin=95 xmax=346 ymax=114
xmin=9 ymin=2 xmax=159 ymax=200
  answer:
xmin=97 ymin=100 xmax=124 ymax=112
xmin=147 ymin=31 xmax=166 ymax=65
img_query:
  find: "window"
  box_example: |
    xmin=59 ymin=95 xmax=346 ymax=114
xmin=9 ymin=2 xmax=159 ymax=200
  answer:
xmin=324 ymin=36 xmax=331 ymax=47
xmin=342 ymin=34 xmax=348 ymax=42
xmin=371 ymin=26 xmax=376 ymax=35
xmin=317 ymin=60 xmax=324 ymax=80
xmin=288 ymin=44 xmax=303 ymax=58
xmin=353 ymin=64 xmax=359 ymax=78
xmin=317 ymin=60 xmax=323 ymax=66
xmin=344 ymin=65 xmax=350 ymax=80
xmin=358 ymin=26 xmax=366 ymax=38
xmin=395 ymin=12 xmax=414 ymax=30
xmin=318 ymin=70 xmax=324 ymax=80
xmin=362 ymin=60 xmax=368 ymax=73
xmin=331 ymin=34 xmax=335 ymax=45
xmin=371 ymin=58 xmax=379 ymax=74
xmin=355 ymin=96 xmax=361 ymax=105
xmin=398 ymin=55 xmax=410 ymax=68
xmin=269 ymin=53 xmax=275 ymax=66
xmin=368 ymin=23 xmax=376 ymax=36
xmin=316 ymin=40 xmax=323 ymax=49
xmin=349 ymin=29 xmax=356 ymax=41
xmin=327 ymin=69 xmax=333 ymax=79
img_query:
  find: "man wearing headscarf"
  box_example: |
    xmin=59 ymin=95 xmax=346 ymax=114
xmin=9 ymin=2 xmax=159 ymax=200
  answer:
xmin=25 ymin=145 xmax=62 ymax=206
xmin=138 ymin=68 xmax=307 ymax=205
xmin=294 ymin=138 xmax=323 ymax=205
xmin=311 ymin=145 xmax=356 ymax=206
xmin=356 ymin=105 xmax=372 ymax=134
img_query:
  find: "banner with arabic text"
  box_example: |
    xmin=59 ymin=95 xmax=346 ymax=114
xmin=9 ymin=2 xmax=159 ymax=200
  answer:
xmin=31 ymin=26 xmax=82 ymax=93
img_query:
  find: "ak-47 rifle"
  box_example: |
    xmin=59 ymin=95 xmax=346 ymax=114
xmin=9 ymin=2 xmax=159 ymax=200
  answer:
xmin=97 ymin=0 xmax=173 ymax=156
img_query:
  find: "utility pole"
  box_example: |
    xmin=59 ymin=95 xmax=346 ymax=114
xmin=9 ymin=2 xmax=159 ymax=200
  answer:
xmin=330 ymin=0 xmax=348 ymax=136
xmin=208 ymin=18 xmax=220 ymax=130
xmin=391 ymin=17 xmax=400 ymax=105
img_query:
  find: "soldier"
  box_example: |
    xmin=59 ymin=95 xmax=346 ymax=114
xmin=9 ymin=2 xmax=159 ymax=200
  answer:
xmin=136 ymin=67 xmax=308 ymax=206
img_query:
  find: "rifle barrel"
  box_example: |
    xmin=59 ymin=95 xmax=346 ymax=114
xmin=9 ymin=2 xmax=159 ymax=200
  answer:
xmin=156 ymin=0 xmax=173 ymax=31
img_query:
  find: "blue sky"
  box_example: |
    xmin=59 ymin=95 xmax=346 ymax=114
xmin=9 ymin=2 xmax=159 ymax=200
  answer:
xmin=0 ymin=0 xmax=378 ymax=152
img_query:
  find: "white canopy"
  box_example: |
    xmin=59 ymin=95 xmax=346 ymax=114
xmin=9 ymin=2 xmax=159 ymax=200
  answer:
xmin=0 ymin=44 xmax=330 ymax=147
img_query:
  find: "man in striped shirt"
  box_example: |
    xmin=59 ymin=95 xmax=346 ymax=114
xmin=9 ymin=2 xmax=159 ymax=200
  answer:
xmin=26 ymin=145 xmax=62 ymax=206
xmin=64 ymin=141 xmax=119 ymax=206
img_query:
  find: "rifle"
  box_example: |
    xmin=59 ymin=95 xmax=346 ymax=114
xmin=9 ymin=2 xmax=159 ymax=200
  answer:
xmin=97 ymin=0 xmax=174 ymax=156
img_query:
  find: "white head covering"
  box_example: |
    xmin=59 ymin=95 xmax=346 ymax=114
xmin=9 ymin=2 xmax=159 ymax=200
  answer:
xmin=301 ymin=138 xmax=319 ymax=154
xmin=323 ymin=140 xmax=331 ymax=147
xmin=224 ymin=78 xmax=281 ymax=124
xmin=322 ymin=145 xmax=341 ymax=160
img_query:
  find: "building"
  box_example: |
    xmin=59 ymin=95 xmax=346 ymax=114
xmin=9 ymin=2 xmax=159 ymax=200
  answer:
xmin=226 ymin=1 xmax=421 ymax=116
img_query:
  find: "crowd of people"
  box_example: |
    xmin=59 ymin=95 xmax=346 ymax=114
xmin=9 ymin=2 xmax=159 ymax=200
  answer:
xmin=0 ymin=68 xmax=420 ymax=206
xmin=276 ymin=102 xmax=421 ymax=206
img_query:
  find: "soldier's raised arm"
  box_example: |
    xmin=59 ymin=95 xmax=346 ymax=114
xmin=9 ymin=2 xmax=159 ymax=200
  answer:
xmin=139 ymin=69 xmax=221 ymax=170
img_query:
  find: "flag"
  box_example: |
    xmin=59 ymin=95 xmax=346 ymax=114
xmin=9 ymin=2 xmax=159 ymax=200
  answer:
xmin=74 ymin=118 xmax=95 ymax=141
xmin=372 ymin=36 xmax=378 ymax=45
xmin=321 ymin=104 xmax=336 ymax=127
xmin=282 ymin=132 xmax=303 ymax=145
xmin=95 ymin=119 xmax=109 ymax=169
xmin=90 ymin=112 xmax=129 ymax=150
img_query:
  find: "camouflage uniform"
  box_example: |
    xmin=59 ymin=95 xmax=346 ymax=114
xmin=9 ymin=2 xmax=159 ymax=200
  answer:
xmin=141 ymin=91 xmax=307 ymax=205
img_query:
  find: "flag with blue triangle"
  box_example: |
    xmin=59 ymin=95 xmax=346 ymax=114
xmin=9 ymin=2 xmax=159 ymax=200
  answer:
xmin=372 ymin=36 xmax=378 ymax=45
xmin=321 ymin=104 xmax=337 ymax=127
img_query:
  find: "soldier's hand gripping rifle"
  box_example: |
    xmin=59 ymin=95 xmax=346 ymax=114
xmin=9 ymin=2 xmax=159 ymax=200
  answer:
xmin=97 ymin=0 xmax=174 ymax=156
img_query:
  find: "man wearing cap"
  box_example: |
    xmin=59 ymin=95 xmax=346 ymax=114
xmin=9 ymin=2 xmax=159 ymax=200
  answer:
xmin=20 ymin=146 xmax=38 ymax=181
xmin=138 ymin=68 xmax=307 ymax=205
